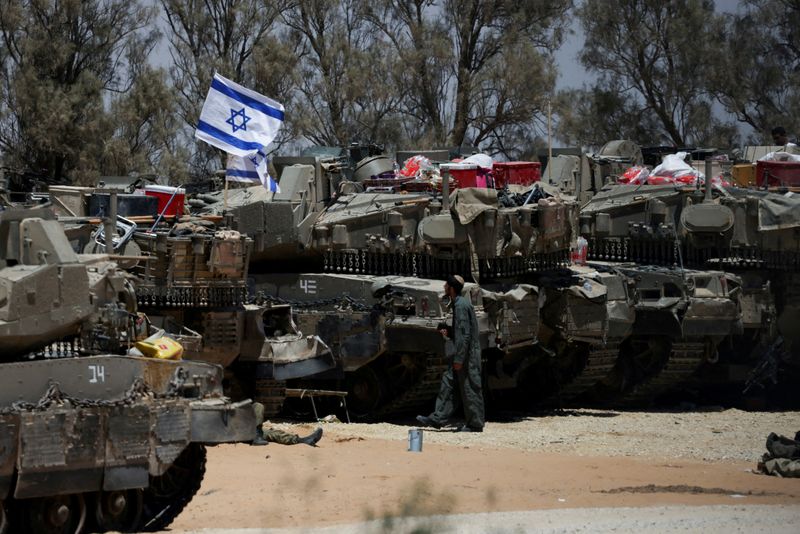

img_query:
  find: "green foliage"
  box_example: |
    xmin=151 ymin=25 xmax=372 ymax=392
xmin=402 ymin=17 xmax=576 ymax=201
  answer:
xmin=283 ymin=0 xmax=405 ymax=147
xmin=710 ymin=0 xmax=800 ymax=142
xmin=555 ymin=84 xmax=663 ymax=149
xmin=567 ymin=0 xmax=734 ymax=147
xmin=103 ymin=67 xmax=190 ymax=183
xmin=368 ymin=0 xmax=570 ymax=156
xmin=161 ymin=0 xmax=297 ymax=172
xmin=5 ymin=0 xmax=800 ymax=182
xmin=0 ymin=0 xmax=166 ymax=182
xmin=362 ymin=478 xmax=455 ymax=533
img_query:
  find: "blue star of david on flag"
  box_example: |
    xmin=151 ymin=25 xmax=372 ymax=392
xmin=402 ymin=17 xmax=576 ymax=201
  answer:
xmin=226 ymin=151 xmax=280 ymax=193
xmin=226 ymin=107 xmax=250 ymax=133
xmin=195 ymin=72 xmax=285 ymax=157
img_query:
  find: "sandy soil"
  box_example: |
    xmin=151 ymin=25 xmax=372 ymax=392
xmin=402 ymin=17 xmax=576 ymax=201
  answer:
xmin=165 ymin=409 xmax=800 ymax=531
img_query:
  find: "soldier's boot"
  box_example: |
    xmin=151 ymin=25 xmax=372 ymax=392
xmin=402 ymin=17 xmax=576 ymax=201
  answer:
xmin=299 ymin=427 xmax=323 ymax=446
xmin=416 ymin=415 xmax=443 ymax=429
xmin=251 ymin=427 xmax=269 ymax=446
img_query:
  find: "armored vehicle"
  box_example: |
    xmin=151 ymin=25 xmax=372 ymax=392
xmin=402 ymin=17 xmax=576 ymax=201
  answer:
xmin=184 ymin=145 xmax=798 ymax=416
xmin=577 ymin=164 xmax=800 ymax=403
xmin=121 ymin=221 xmax=335 ymax=418
xmin=219 ymin=154 xmax=577 ymax=280
xmin=0 ymin=207 xmax=255 ymax=533
xmin=216 ymin=153 xmax=648 ymax=415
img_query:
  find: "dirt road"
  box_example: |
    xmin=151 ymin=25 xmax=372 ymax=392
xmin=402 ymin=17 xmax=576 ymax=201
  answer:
xmin=166 ymin=409 xmax=800 ymax=531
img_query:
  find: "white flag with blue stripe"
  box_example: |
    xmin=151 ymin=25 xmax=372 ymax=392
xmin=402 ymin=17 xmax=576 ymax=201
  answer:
xmin=226 ymin=151 xmax=280 ymax=193
xmin=195 ymin=73 xmax=285 ymax=157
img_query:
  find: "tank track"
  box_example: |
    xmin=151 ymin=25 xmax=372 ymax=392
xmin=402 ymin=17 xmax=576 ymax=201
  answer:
xmin=555 ymin=343 xmax=622 ymax=402
xmin=588 ymin=236 xmax=800 ymax=272
xmin=614 ymin=341 xmax=707 ymax=407
xmin=324 ymin=250 xmax=569 ymax=280
xmin=140 ymin=443 xmax=207 ymax=532
xmin=255 ymin=378 xmax=287 ymax=418
xmin=376 ymin=354 xmax=449 ymax=417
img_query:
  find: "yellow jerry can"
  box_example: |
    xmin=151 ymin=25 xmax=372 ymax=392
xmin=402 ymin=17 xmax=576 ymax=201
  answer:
xmin=135 ymin=335 xmax=184 ymax=360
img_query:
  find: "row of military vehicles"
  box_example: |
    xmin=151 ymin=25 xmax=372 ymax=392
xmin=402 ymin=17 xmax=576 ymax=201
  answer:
xmin=1 ymin=139 xmax=799 ymax=532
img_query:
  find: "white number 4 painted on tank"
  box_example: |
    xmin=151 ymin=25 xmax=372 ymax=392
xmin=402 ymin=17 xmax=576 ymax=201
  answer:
xmin=88 ymin=365 xmax=106 ymax=383
xmin=300 ymin=279 xmax=317 ymax=294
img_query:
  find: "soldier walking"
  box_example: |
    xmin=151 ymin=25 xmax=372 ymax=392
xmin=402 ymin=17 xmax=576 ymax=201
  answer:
xmin=417 ymin=275 xmax=485 ymax=432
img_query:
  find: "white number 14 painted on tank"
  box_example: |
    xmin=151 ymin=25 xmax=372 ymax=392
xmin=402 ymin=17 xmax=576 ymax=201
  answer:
xmin=88 ymin=364 xmax=105 ymax=383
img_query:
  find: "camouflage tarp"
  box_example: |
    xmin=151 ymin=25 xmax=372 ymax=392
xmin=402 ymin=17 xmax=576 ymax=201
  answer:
xmin=758 ymin=193 xmax=800 ymax=231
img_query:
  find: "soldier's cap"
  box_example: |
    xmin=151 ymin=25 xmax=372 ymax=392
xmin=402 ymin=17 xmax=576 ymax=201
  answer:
xmin=446 ymin=275 xmax=465 ymax=293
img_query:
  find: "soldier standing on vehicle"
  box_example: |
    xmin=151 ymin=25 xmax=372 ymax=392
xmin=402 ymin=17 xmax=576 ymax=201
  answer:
xmin=416 ymin=275 xmax=485 ymax=432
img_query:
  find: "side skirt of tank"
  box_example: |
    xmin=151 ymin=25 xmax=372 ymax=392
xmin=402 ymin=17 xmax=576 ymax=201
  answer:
xmin=0 ymin=356 xmax=255 ymax=533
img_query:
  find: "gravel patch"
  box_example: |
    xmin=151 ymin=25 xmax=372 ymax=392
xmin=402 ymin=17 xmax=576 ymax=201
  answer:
xmin=266 ymin=408 xmax=800 ymax=462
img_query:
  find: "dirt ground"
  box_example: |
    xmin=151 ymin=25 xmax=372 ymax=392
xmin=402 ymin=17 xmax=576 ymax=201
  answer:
xmin=167 ymin=409 xmax=800 ymax=531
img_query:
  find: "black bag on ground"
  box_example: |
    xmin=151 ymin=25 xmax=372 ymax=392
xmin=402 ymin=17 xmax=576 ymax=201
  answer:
xmin=766 ymin=432 xmax=800 ymax=459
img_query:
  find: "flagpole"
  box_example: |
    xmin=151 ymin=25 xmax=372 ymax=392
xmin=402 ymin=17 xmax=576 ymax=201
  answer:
xmin=224 ymin=176 xmax=229 ymax=211
xmin=547 ymin=98 xmax=552 ymax=184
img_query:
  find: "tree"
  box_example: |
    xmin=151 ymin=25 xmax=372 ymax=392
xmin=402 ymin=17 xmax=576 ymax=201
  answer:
xmin=282 ymin=0 xmax=404 ymax=147
xmin=101 ymin=66 xmax=190 ymax=182
xmin=160 ymin=0 xmax=297 ymax=171
xmin=363 ymin=0 xmax=452 ymax=146
xmin=365 ymin=0 xmax=570 ymax=155
xmin=555 ymin=84 xmax=663 ymax=149
xmin=710 ymin=0 xmax=800 ymax=142
xmin=576 ymin=0 xmax=730 ymax=147
xmin=0 ymin=0 xmax=158 ymax=182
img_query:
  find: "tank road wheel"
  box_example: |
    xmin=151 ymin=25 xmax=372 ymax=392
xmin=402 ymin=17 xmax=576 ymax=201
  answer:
xmin=140 ymin=443 xmax=206 ymax=532
xmin=347 ymin=366 xmax=387 ymax=419
xmin=23 ymin=493 xmax=86 ymax=534
xmin=385 ymin=352 xmax=425 ymax=392
xmin=92 ymin=489 xmax=143 ymax=532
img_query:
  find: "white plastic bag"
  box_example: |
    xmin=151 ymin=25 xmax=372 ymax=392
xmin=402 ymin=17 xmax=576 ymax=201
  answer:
xmin=758 ymin=151 xmax=800 ymax=163
xmin=650 ymin=152 xmax=702 ymax=185
xmin=652 ymin=152 xmax=692 ymax=176
xmin=462 ymin=153 xmax=493 ymax=170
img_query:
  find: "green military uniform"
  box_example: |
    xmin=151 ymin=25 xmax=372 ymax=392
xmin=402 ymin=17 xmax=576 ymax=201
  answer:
xmin=252 ymin=403 xmax=302 ymax=444
xmin=260 ymin=425 xmax=303 ymax=445
xmin=427 ymin=294 xmax=485 ymax=430
xmin=251 ymin=401 xmax=323 ymax=446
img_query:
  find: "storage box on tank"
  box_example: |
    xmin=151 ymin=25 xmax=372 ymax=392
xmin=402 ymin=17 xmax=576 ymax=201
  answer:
xmin=446 ymin=163 xmax=492 ymax=188
xmin=145 ymin=185 xmax=186 ymax=216
xmin=89 ymin=192 xmax=159 ymax=218
xmin=49 ymin=186 xmax=94 ymax=217
xmin=731 ymin=163 xmax=756 ymax=187
xmin=756 ymin=160 xmax=800 ymax=187
xmin=493 ymin=161 xmax=541 ymax=189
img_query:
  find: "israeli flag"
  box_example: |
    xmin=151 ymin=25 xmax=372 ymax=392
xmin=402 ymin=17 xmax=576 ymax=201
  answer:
xmin=195 ymin=73 xmax=285 ymax=157
xmin=226 ymin=151 xmax=280 ymax=193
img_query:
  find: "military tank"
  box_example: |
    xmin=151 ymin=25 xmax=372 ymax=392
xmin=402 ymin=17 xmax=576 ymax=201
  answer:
xmin=205 ymin=151 xmax=651 ymax=417
xmin=576 ymin=155 xmax=800 ymax=404
xmin=0 ymin=206 xmax=255 ymax=533
xmin=110 ymin=219 xmax=337 ymax=418
xmin=183 ymin=145 xmax=797 ymax=416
